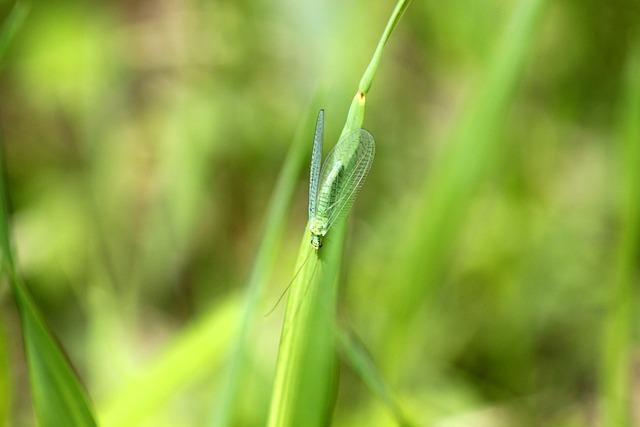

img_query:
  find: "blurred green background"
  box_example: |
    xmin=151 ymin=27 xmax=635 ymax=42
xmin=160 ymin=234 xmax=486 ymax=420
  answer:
xmin=1 ymin=0 xmax=639 ymax=426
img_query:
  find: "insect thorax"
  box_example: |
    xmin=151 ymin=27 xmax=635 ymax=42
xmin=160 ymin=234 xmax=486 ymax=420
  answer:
xmin=309 ymin=217 xmax=328 ymax=237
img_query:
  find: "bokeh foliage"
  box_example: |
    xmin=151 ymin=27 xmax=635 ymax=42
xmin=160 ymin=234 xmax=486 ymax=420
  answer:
xmin=0 ymin=0 xmax=638 ymax=426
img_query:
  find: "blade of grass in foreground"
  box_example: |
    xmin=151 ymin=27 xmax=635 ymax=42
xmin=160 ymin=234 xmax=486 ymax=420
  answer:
xmin=10 ymin=277 xmax=98 ymax=427
xmin=599 ymin=38 xmax=640 ymax=427
xmin=0 ymin=4 xmax=97 ymax=427
xmin=0 ymin=135 xmax=98 ymax=427
xmin=267 ymin=222 xmax=345 ymax=427
xmin=267 ymin=2 xmax=412 ymax=426
xmin=385 ymin=0 xmax=546 ymax=365
xmin=0 ymin=132 xmax=98 ymax=427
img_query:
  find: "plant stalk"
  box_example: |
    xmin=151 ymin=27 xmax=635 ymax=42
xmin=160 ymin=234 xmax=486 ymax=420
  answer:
xmin=267 ymin=1 xmax=411 ymax=425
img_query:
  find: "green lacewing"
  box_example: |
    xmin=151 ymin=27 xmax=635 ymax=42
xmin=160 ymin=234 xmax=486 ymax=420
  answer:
xmin=308 ymin=110 xmax=375 ymax=249
xmin=265 ymin=110 xmax=375 ymax=315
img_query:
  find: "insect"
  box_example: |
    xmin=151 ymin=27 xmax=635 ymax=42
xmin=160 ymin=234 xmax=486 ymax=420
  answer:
xmin=264 ymin=110 xmax=375 ymax=316
xmin=308 ymin=109 xmax=375 ymax=249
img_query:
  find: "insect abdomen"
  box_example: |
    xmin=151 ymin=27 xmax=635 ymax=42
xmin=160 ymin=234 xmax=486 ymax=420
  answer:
xmin=316 ymin=162 xmax=344 ymax=220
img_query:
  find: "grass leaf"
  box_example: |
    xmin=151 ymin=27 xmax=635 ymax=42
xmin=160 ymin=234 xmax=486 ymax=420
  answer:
xmin=336 ymin=327 xmax=414 ymax=427
xmin=267 ymin=222 xmax=345 ymax=427
xmin=267 ymin=1 xmax=411 ymax=425
xmin=11 ymin=281 xmax=97 ymax=427
xmin=0 ymin=133 xmax=98 ymax=427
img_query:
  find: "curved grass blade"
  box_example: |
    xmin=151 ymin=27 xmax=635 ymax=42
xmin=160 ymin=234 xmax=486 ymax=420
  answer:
xmin=358 ymin=0 xmax=412 ymax=95
xmin=336 ymin=327 xmax=415 ymax=427
xmin=0 ymin=144 xmax=97 ymax=427
xmin=0 ymin=145 xmax=97 ymax=427
xmin=12 ymin=279 xmax=97 ymax=427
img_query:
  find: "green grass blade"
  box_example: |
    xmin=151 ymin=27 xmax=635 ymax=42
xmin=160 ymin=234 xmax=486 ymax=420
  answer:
xmin=336 ymin=327 xmax=414 ymax=427
xmin=341 ymin=0 xmax=411 ymax=140
xmin=268 ymin=2 xmax=411 ymax=425
xmin=267 ymin=222 xmax=345 ymax=427
xmin=387 ymin=0 xmax=546 ymax=346
xmin=0 ymin=147 xmax=97 ymax=427
xmin=212 ymin=98 xmax=324 ymax=427
xmin=358 ymin=0 xmax=412 ymax=95
xmin=599 ymin=38 xmax=640 ymax=427
xmin=0 ymin=133 xmax=98 ymax=427
xmin=12 ymin=280 xmax=98 ymax=427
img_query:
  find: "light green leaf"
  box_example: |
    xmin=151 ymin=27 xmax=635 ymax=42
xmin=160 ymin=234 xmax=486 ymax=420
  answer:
xmin=267 ymin=221 xmax=345 ymax=427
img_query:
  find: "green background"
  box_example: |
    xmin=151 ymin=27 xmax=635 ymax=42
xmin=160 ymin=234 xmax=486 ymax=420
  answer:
xmin=0 ymin=0 xmax=638 ymax=426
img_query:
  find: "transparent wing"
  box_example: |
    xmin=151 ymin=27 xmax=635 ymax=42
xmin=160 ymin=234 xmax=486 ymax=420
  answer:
xmin=308 ymin=109 xmax=324 ymax=220
xmin=318 ymin=129 xmax=375 ymax=231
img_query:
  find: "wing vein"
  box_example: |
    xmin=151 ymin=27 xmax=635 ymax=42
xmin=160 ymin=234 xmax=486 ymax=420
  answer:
xmin=308 ymin=109 xmax=324 ymax=220
xmin=323 ymin=129 xmax=375 ymax=230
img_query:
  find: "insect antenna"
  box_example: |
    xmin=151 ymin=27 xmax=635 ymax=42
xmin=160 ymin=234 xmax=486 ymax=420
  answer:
xmin=264 ymin=249 xmax=313 ymax=317
xmin=289 ymin=254 xmax=321 ymax=320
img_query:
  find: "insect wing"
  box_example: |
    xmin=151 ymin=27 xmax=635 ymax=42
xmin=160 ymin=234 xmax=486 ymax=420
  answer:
xmin=321 ymin=129 xmax=375 ymax=231
xmin=308 ymin=110 xmax=324 ymax=220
